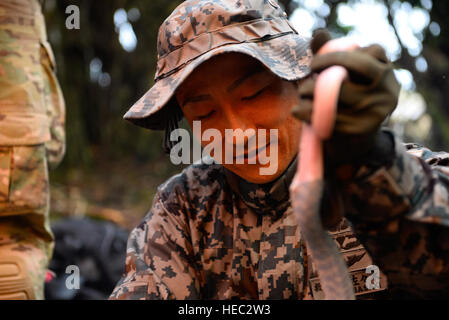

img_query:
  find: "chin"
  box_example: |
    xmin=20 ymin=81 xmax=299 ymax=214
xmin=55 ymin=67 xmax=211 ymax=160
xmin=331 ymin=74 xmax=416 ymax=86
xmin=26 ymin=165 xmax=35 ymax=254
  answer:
xmin=244 ymin=175 xmax=280 ymax=184
xmin=226 ymin=164 xmax=284 ymax=184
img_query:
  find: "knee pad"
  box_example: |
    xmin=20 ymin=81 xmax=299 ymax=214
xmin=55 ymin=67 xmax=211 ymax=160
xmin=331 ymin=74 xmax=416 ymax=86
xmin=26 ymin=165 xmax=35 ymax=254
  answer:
xmin=0 ymin=255 xmax=36 ymax=300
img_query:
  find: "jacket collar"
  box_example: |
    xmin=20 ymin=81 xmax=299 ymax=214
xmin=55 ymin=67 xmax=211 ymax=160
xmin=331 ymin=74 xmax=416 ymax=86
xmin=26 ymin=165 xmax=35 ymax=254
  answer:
xmin=223 ymin=156 xmax=297 ymax=218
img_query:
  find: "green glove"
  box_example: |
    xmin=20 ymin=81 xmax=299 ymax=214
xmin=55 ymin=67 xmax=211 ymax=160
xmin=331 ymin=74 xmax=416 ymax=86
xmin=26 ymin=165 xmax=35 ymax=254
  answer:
xmin=292 ymin=29 xmax=401 ymax=173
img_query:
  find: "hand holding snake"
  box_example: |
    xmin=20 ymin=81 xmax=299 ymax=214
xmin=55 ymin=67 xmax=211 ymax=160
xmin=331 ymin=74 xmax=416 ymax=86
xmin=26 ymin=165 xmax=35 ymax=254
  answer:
xmin=290 ymin=29 xmax=400 ymax=299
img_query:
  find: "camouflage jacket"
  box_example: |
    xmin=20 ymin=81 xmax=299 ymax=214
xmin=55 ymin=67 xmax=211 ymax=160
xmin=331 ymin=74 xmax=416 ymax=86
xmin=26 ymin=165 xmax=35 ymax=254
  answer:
xmin=110 ymin=134 xmax=449 ymax=300
xmin=0 ymin=0 xmax=65 ymax=167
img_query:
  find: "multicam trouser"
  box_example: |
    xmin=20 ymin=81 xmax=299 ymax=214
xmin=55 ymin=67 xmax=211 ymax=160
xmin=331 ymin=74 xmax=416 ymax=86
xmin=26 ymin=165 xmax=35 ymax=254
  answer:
xmin=0 ymin=0 xmax=66 ymax=300
xmin=0 ymin=145 xmax=52 ymax=300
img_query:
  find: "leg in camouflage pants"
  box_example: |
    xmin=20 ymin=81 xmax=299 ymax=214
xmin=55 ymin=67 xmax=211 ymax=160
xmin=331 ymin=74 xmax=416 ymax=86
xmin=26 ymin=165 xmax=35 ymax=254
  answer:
xmin=0 ymin=0 xmax=66 ymax=300
xmin=0 ymin=145 xmax=53 ymax=299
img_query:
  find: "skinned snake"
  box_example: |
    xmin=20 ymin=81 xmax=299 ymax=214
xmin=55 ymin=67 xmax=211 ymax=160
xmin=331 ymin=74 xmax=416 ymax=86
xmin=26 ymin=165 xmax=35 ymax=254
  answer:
xmin=290 ymin=38 xmax=359 ymax=300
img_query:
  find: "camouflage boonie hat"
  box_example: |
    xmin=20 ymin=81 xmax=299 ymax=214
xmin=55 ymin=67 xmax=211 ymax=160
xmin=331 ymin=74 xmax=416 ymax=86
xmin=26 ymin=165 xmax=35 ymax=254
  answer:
xmin=124 ymin=0 xmax=311 ymax=130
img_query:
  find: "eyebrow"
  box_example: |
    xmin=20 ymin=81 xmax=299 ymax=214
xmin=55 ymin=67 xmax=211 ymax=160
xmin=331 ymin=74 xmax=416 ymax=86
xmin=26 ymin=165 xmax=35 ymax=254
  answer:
xmin=181 ymin=66 xmax=267 ymax=107
xmin=182 ymin=94 xmax=212 ymax=107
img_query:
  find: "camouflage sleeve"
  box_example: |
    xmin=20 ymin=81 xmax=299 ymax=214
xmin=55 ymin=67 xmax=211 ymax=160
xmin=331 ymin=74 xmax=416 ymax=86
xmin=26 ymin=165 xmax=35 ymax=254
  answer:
xmin=109 ymin=187 xmax=202 ymax=300
xmin=40 ymin=40 xmax=66 ymax=170
xmin=341 ymin=131 xmax=449 ymax=297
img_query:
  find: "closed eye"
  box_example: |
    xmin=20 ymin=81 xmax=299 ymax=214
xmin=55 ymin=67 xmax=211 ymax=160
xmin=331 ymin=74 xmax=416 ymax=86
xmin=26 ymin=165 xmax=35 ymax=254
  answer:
xmin=241 ymin=87 xmax=267 ymax=101
xmin=196 ymin=110 xmax=215 ymax=120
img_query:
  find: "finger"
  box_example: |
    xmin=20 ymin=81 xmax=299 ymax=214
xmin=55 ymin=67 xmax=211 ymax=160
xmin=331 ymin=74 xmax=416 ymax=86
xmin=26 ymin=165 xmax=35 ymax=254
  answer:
xmin=359 ymin=44 xmax=389 ymax=64
xmin=338 ymin=80 xmax=398 ymax=113
xmin=319 ymin=181 xmax=344 ymax=229
xmin=298 ymin=78 xmax=316 ymax=98
xmin=311 ymin=28 xmax=332 ymax=55
xmin=311 ymin=51 xmax=386 ymax=84
xmin=334 ymin=105 xmax=391 ymax=135
xmin=291 ymin=99 xmax=313 ymax=123
xmin=337 ymin=81 xmax=369 ymax=111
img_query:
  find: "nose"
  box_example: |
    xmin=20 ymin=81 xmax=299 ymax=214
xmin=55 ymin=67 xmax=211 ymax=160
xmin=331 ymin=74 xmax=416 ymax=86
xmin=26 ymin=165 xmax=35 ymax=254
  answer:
xmin=221 ymin=105 xmax=256 ymax=149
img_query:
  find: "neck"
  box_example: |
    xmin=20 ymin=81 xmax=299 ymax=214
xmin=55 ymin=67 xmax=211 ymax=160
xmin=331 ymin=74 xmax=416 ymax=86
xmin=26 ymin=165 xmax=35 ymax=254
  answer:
xmin=223 ymin=156 xmax=297 ymax=217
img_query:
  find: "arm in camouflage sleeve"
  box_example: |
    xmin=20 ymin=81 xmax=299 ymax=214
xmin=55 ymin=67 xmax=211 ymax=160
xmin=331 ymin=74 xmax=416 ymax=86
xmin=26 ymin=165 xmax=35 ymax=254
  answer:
xmin=340 ymin=130 xmax=449 ymax=297
xmin=109 ymin=190 xmax=202 ymax=300
xmin=40 ymin=41 xmax=66 ymax=170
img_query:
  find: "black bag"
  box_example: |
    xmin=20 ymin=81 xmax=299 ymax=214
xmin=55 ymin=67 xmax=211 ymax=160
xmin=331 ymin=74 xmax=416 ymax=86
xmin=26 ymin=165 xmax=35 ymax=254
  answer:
xmin=44 ymin=217 xmax=129 ymax=300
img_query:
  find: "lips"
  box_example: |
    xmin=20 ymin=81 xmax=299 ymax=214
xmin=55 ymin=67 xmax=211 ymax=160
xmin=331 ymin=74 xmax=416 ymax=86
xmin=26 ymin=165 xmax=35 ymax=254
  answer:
xmin=234 ymin=141 xmax=271 ymax=163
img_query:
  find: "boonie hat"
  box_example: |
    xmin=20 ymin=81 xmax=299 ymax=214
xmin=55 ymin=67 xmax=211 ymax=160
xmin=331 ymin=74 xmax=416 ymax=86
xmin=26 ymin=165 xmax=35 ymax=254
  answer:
xmin=124 ymin=0 xmax=311 ymax=130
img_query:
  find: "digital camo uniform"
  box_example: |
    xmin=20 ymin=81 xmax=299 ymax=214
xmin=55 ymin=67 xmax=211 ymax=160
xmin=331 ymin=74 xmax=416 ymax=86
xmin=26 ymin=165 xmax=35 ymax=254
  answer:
xmin=109 ymin=0 xmax=449 ymax=299
xmin=0 ymin=0 xmax=65 ymax=299
xmin=110 ymin=134 xmax=449 ymax=299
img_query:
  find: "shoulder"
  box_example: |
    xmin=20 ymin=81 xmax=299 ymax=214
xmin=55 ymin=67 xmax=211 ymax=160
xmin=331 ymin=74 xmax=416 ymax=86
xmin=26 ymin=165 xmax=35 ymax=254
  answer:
xmin=153 ymin=159 xmax=227 ymax=218
xmin=158 ymin=160 xmax=225 ymax=197
xmin=404 ymin=142 xmax=449 ymax=167
xmin=129 ymin=161 xmax=227 ymax=247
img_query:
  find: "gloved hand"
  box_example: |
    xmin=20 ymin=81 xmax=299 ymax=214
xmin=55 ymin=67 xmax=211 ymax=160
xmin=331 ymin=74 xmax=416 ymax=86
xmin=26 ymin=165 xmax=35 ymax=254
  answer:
xmin=292 ymin=29 xmax=401 ymax=179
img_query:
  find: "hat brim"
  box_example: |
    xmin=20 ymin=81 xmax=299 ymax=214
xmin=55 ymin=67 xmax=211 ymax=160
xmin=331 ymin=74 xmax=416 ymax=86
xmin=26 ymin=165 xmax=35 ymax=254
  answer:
xmin=124 ymin=33 xmax=311 ymax=130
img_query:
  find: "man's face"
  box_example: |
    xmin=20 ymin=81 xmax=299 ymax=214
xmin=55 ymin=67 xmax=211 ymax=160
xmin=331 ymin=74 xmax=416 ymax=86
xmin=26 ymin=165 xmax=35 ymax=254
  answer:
xmin=175 ymin=53 xmax=302 ymax=184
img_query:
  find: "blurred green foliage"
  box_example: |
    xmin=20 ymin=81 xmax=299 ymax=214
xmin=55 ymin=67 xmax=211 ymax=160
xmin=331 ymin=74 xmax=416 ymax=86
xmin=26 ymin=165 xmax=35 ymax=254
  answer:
xmin=41 ymin=0 xmax=448 ymax=224
xmin=43 ymin=0 xmax=185 ymax=224
xmin=296 ymin=0 xmax=449 ymax=150
xmin=44 ymin=0 xmax=184 ymax=171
